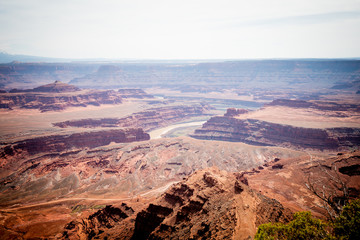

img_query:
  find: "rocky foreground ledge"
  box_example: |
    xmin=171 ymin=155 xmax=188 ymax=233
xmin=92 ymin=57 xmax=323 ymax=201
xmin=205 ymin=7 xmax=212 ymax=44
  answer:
xmin=63 ymin=167 xmax=293 ymax=240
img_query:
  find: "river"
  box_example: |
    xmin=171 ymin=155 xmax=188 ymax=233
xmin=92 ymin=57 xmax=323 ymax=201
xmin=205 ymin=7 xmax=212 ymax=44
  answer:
xmin=149 ymin=121 xmax=206 ymax=139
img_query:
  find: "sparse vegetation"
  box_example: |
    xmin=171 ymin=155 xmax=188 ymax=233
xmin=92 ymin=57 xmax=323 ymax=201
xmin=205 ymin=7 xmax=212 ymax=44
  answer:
xmin=255 ymin=211 xmax=333 ymax=240
xmin=255 ymin=199 xmax=360 ymax=240
xmin=333 ymin=199 xmax=360 ymax=240
xmin=71 ymin=204 xmax=106 ymax=214
xmin=305 ymin=164 xmax=350 ymax=221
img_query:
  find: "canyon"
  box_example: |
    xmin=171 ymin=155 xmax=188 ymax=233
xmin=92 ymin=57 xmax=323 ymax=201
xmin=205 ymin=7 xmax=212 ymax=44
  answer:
xmin=63 ymin=167 xmax=294 ymax=240
xmin=0 ymin=81 xmax=156 ymax=112
xmin=0 ymin=59 xmax=359 ymax=239
xmin=192 ymin=100 xmax=360 ymax=151
xmin=53 ymin=104 xmax=212 ymax=131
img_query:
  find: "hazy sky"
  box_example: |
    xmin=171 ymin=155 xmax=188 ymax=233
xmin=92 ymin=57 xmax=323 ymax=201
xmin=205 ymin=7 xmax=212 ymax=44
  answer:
xmin=1 ymin=0 xmax=360 ymax=59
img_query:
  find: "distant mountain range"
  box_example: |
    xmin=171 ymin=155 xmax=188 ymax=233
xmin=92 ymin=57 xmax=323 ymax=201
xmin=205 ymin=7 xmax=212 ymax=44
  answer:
xmin=1 ymin=51 xmax=359 ymax=64
xmin=0 ymin=52 xmax=70 ymax=63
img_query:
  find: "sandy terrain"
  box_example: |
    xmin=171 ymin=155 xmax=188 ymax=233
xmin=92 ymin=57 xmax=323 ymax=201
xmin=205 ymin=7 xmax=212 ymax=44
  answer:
xmin=236 ymin=106 xmax=360 ymax=129
xmin=0 ymin=101 xmax=147 ymax=142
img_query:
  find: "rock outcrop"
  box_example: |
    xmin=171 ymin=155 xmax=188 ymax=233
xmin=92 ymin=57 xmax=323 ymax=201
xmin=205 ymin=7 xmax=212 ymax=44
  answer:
xmin=0 ymin=88 xmax=123 ymax=112
xmin=140 ymin=168 xmax=293 ymax=239
xmin=9 ymin=81 xmax=80 ymax=93
xmin=191 ymin=111 xmax=360 ymax=151
xmin=245 ymin=151 xmax=360 ymax=216
xmin=118 ymin=88 xmax=154 ymax=98
xmin=224 ymin=108 xmax=249 ymax=117
xmin=63 ymin=204 xmax=135 ymax=239
xmin=266 ymin=99 xmax=360 ymax=112
xmin=53 ymin=104 xmax=211 ymax=131
xmin=0 ymin=137 xmax=303 ymax=207
xmin=62 ymin=168 xmax=293 ymax=240
xmin=1 ymin=128 xmax=149 ymax=157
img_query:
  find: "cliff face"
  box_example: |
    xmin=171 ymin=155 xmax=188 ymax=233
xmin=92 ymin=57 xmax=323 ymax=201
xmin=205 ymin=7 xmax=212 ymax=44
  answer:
xmin=0 ymin=89 xmax=122 ymax=112
xmin=0 ymin=137 xmax=302 ymax=207
xmin=133 ymin=168 xmax=292 ymax=240
xmin=1 ymin=128 xmax=150 ymax=157
xmin=9 ymin=81 xmax=80 ymax=93
xmin=192 ymin=116 xmax=360 ymax=150
xmin=53 ymin=104 xmax=211 ymax=131
xmin=245 ymin=151 xmax=360 ymax=216
xmin=266 ymin=99 xmax=360 ymax=112
xmin=64 ymin=204 xmax=135 ymax=239
xmin=63 ymin=168 xmax=293 ymax=240
xmin=118 ymin=88 xmax=154 ymax=98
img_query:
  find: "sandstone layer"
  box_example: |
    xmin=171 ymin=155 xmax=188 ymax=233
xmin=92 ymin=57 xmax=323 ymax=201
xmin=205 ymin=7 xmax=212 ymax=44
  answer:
xmin=118 ymin=89 xmax=154 ymax=99
xmin=53 ymin=104 xmax=212 ymax=131
xmin=0 ymin=128 xmax=150 ymax=158
xmin=192 ymin=100 xmax=360 ymax=151
xmin=0 ymin=89 xmax=123 ymax=112
xmin=265 ymin=99 xmax=360 ymax=112
xmin=192 ymin=116 xmax=360 ymax=150
xmin=9 ymin=81 xmax=80 ymax=93
xmin=0 ymin=137 xmax=303 ymax=207
xmin=63 ymin=167 xmax=293 ymax=240
xmin=245 ymin=151 xmax=360 ymax=217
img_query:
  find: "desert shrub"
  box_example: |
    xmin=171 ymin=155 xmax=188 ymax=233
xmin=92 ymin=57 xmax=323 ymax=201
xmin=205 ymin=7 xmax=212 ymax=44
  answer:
xmin=255 ymin=211 xmax=334 ymax=240
xmin=255 ymin=199 xmax=360 ymax=240
xmin=333 ymin=199 xmax=360 ymax=240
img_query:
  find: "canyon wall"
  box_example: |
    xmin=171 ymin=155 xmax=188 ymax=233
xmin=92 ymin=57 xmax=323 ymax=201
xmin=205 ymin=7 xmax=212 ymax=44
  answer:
xmin=117 ymin=88 xmax=154 ymax=99
xmin=0 ymin=137 xmax=302 ymax=207
xmin=1 ymin=128 xmax=149 ymax=157
xmin=0 ymin=90 xmax=123 ymax=112
xmin=63 ymin=168 xmax=293 ymax=240
xmin=54 ymin=104 xmax=211 ymax=131
xmin=266 ymin=99 xmax=360 ymax=112
xmin=191 ymin=116 xmax=360 ymax=151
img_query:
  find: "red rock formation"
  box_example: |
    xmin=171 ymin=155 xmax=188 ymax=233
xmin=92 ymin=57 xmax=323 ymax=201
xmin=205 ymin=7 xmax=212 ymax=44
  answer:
xmin=0 ymin=89 xmax=122 ymax=112
xmin=224 ymin=108 xmax=249 ymax=117
xmin=118 ymin=88 xmax=154 ymax=98
xmin=53 ymin=104 xmax=211 ymax=131
xmin=1 ymin=128 xmax=149 ymax=157
xmin=266 ymin=99 xmax=360 ymax=112
xmin=132 ymin=168 xmax=293 ymax=240
xmin=63 ymin=204 xmax=135 ymax=239
xmin=10 ymin=81 xmax=80 ymax=93
xmin=0 ymin=137 xmax=300 ymax=208
xmin=246 ymin=151 xmax=360 ymax=217
xmin=62 ymin=168 xmax=293 ymax=240
xmin=191 ymin=114 xmax=360 ymax=151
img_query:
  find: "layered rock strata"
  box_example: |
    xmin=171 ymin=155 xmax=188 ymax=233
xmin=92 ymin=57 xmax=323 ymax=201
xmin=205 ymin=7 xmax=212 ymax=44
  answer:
xmin=0 ymin=90 xmax=123 ymax=112
xmin=1 ymin=128 xmax=149 ymax=157
xmin=0 ymin=137 xmax=302 ymax=207
xmin=53 ymin=104 xmax=211 ymax=131
xmin=63 ymin=168 xmax=293 ymax=240
xmin=9 ymin=81 xmax=80 ymax=93
xmin=266 ymin=99 xmax=360 ymax=112
xmin=192 ymin=115 xmax=360 ymax=151
xmin=245 ymin=151 xmax=360 ymax=216
xmin=118 ymin=88 xmax=154 ymax=98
